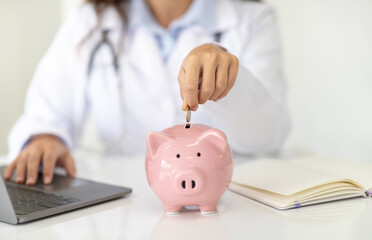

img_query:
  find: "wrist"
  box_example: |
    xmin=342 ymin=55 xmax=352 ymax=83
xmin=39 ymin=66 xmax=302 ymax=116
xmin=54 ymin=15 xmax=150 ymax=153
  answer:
xmin=206 ymin=42 xmax=228 ymax=52
xmin=29 ymin=134 xmax=64 ymax=146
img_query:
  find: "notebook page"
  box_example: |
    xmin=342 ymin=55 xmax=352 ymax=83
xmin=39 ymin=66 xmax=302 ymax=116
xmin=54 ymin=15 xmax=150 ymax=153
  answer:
xmin=292 ymin=157 xmax=372 ymax=190
xmin=232 ymin=159 xmax=357 ymax=196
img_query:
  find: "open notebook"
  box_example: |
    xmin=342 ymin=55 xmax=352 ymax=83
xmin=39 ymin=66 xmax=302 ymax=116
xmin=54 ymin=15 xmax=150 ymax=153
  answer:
xmin=229 ymin=157 xmax=372 ymax=210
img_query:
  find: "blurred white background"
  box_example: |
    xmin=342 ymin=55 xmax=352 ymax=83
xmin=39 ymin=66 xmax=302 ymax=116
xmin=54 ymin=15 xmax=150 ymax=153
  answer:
xmin=0 ymin=0 xmax=371 ymax=161
xmin=0 ymin=0 xmax=61 ymax=155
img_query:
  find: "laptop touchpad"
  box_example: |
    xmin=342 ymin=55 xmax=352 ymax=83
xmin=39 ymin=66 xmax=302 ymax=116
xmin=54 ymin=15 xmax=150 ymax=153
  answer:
xmin=31 ymin=174 xmax=89 ymax=192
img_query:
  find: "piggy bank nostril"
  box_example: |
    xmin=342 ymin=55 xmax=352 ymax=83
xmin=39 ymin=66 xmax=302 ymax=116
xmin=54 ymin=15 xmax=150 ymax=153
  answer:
xmin=180 ymin=180 xmax=196 ymax=190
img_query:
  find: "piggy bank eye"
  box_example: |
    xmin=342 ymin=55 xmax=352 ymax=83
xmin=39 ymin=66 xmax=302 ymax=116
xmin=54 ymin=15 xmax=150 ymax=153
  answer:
xmin=197 ymin=152 xmax=201 ymax=157
xmin=176 ymin=154 xmax=180 ymax=158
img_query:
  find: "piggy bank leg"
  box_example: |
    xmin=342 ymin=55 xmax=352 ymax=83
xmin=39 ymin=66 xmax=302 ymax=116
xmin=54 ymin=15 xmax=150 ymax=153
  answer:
xmin=163 ymin=203 xmax=183 ymax=214
xmin=199 ymin=202 xmax=218 ymax=214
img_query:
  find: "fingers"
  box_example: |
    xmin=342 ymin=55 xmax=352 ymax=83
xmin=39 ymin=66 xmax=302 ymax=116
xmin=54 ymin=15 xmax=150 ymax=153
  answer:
xmin=178 ymin=68 xmax=189 ymax=111
xmin=179 ymin=44 xmax=240 ymax=109
xmin=42 ymin=151 xmax=58 ymax=184
xmin=181 ymin=101 xmax=188 ymax=111
xmin=4 ymin=136 xmax=72 ymax=185
xmin=4 ymin=157 xmax=19 ymax=180
xmin=198 ymin=63 xmax=215 ymax=104
xmin=15 ymin=154 xmax=28 ymax=184
xmin=26 ymin=151 xmax=42 ymax=186
xmin=180 ymin=56 xmax=200 ymax=111
xmin=62 ymin=152 xmax=76 ymax=177
xmin=215 ymin=56 xmax=239 ymax=101
xmin=210 ymin=60 xmax=228 ymax=100
xmin=178 ymin=68 xmax=186 ymax=101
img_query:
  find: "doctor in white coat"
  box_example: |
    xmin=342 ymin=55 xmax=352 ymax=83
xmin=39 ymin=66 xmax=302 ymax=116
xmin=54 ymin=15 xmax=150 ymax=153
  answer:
xmin=5 ymin=0 xmax=291 ymax=185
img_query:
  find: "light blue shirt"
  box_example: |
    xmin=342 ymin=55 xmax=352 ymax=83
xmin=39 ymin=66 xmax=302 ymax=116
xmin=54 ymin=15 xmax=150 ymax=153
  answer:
xmin=129 ymin=0 xmax=216 ymax=61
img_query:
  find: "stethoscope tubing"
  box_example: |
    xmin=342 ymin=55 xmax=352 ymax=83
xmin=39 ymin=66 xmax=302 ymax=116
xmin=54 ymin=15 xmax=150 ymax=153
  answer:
xmin=81 ymin=29 xmax=126 ymax=153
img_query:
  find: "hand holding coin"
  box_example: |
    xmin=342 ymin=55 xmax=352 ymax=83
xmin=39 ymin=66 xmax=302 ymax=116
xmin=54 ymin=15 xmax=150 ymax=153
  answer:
xmin=178 ymin=44 xmax=239 ymax=111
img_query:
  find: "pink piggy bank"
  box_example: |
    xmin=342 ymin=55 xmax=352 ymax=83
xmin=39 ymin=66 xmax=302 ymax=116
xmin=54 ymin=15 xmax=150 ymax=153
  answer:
xmin=145 ymin=124 xmax=233 ymax=214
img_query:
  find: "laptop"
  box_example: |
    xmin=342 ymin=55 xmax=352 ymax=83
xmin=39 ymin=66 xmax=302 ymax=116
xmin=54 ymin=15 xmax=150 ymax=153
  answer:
xmin=0 ymin=166 xmax=132 ymax=224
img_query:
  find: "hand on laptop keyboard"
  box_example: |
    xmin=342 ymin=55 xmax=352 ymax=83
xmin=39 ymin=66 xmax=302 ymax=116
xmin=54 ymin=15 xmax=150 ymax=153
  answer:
xmin=4 ymin=134 xmax=76 ymax=186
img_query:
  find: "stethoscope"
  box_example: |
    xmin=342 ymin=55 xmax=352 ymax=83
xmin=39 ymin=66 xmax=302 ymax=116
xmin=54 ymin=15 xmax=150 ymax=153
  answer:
xmin=82 ymin=29 xmax=126 ymax=153
xmin=82 ymin=28 xmax=223 ymax=153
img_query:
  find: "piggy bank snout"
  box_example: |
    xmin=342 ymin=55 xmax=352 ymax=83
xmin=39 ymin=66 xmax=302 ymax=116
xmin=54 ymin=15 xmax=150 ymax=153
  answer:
xmin=174 ymin=169 xmax=205 ymax=195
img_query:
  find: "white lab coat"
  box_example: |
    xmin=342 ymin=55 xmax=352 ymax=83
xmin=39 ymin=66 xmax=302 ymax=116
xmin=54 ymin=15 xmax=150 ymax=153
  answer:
xmin=8 ymin=0 xmax=291 ymax=161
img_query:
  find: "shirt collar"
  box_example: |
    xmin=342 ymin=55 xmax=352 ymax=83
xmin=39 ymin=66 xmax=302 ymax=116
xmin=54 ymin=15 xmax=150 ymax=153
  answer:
xmin=128 ymin=0 xmax=216 ymax=33
xmin=100 ymin=0 xmax=238 ymax=35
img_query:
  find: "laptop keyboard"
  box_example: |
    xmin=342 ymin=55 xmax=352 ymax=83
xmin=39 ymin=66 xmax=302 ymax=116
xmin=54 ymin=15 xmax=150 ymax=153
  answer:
xmin=6 ymin=183 xmax=80 ymax=215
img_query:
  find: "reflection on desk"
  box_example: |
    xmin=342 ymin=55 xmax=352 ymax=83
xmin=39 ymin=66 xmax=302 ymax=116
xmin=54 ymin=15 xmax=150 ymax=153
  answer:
xmin=150 ymin=208 xmax=232 ymax=240
xmin=0 ymin=152 xmax=371 ymax=240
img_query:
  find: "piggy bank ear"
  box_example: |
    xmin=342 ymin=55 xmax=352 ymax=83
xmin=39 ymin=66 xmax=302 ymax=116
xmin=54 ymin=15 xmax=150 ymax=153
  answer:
xmin=198 ymin=129 xmax=227 ymax=153
xmin=146 ymin=132 xmax=173 ymax=158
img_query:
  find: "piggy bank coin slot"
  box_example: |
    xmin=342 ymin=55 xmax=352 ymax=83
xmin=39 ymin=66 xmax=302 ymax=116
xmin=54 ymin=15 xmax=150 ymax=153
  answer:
xmin=185 ymin=123 xmax=191 ymax=129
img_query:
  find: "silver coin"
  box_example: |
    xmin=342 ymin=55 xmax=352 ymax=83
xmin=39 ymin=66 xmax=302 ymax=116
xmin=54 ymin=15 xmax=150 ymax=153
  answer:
xmin=186 ymin=106 xmax=191 ymax=123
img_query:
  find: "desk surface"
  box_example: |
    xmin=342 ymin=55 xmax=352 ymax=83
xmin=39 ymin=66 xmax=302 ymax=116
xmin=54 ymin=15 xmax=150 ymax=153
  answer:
xmin=0 ymin=152 xmax=371 ymax=240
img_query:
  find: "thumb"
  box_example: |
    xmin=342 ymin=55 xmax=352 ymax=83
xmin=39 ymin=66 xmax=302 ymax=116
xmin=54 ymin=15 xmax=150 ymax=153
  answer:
xmin=181 ymin=101 xmax=188 ymax=111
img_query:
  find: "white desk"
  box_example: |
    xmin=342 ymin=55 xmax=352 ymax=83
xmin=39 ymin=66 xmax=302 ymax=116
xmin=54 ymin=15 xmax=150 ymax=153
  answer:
xmin=0 ymin=152 xmax=371 ymax=240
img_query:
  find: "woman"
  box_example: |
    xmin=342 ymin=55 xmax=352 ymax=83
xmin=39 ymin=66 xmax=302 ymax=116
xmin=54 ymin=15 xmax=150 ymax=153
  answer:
xmin=4 ymin=0 xmax=291 ymax=185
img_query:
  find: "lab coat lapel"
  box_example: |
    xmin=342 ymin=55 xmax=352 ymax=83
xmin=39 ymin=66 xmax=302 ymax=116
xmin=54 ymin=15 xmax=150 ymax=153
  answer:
xmin=123 ymin=27 xmax=176 ymax=130
xmin=126 ymin=28 xmax=171 ymax=100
